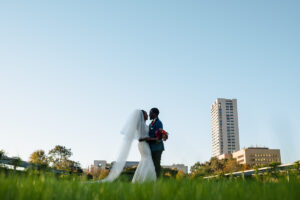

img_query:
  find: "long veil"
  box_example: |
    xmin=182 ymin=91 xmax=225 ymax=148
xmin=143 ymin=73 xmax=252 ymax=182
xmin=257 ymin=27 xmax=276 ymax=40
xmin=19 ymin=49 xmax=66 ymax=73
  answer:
xmin=101 ymin=110 xmax=145 ymax=182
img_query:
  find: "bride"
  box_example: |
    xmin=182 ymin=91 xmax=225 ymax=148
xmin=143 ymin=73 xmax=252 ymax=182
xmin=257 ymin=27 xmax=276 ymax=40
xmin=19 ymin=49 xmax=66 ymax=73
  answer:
xmin=101 ymin=110 xmax=158 ymax=183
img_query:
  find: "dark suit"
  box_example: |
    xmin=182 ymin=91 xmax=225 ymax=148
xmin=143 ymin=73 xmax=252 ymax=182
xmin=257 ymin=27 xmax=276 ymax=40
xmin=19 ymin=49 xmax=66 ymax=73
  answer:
xmin=149 ymin=118 xmax=164 ymax=177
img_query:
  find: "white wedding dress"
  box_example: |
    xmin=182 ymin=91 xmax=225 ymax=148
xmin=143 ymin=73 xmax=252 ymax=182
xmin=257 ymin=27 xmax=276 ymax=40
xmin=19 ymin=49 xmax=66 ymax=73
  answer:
xmin=101 ymin=110 xmax=156 ymax=183
xmin=132 ymin=125 xmax=156 ymax=183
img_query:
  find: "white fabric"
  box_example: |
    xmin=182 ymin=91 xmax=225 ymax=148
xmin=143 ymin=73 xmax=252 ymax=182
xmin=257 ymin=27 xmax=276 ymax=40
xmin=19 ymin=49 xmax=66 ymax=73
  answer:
xmin=132 ymin=125 xmax=156 ymax=183
xmin=101 ymin=110 xmax=156 ymax=183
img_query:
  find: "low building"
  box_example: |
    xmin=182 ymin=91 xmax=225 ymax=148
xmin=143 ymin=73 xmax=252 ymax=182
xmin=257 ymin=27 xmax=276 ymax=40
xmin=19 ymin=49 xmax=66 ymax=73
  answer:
xmin=94 ymin=160 xmax=108 ymax=170
xmin=217 ymin=153 xmax=231 ymax=160
xmin=163 ymin=164 xmax=188 ymax=174
xmin=108 ymin=161 xmax=139 ymax=169
xmin=232 ymin=147 xmax=281 ymax=166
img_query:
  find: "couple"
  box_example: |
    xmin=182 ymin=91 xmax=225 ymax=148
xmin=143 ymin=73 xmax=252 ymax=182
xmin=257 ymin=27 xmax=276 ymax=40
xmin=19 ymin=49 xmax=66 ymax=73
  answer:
xmin=101 ymin=108 xmax=165 ymax=183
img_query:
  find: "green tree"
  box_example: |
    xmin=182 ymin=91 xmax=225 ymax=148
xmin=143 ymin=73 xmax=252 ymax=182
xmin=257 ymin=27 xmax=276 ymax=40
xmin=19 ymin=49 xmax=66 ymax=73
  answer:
xmin=0 ymin=149 xmax=6 ymax=160
xmin=162 ymin=168 xmax=178 ymax=178
xmin=29 ymin=150 xmax=48 ymax=166
xmin=48 ymin=145 xmax=72 ymax=170
xmin=209 ymin=157 xmax=225 ymax=174
xmin=268 ymin=161 xmax=281 ymax=178
xmin=190 ymin=161 xmax=213 ymax=178
xmin=198 ymin=166 xmax=213 ymax=177
xmin=224 ymin=158 xmax=242 ymax=173
xmin=0 ymin=150 xmax=6 ymax=169
xmin=176 ymin=170 xmax=186 ymax=179
xmin=294 ymin=161 xmax=300 ymax=177
xmin=190 ymin=162 xmax=201 ymax=174
xmin=242 ymin=164 xmax=251 ymax=171
xmin=98 ymin=169 xmax=109 ymax=180
xmin=48 ymin=145 xmax=82 ymax=174
xmin=269 ymin=161 xmax=281 ymax=168
xmin=10 ymin=156 xmax=22 ymax=170
xmin=66 ymin=160 xmax=83 ymax=174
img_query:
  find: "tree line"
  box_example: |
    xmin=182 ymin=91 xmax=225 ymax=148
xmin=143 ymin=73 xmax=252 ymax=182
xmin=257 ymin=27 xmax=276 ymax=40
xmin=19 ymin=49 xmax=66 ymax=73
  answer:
xmin=2 ymin=146 xmax=287 ymax=180
xmin=0 ymin=145 xmax=83 ymax=174
xmin=190 ymin=157 xmax=282 ymax=178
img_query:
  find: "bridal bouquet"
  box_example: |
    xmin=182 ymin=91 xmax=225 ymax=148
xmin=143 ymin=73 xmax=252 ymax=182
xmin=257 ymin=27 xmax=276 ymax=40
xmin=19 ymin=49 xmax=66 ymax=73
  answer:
xmin=155 ymin=129 xmax=169 ymax=141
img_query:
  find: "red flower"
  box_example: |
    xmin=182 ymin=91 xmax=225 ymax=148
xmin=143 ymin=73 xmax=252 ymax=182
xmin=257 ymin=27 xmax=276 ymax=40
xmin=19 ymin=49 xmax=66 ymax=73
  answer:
xmin=155 ymin=129 xmax=169 ymax=141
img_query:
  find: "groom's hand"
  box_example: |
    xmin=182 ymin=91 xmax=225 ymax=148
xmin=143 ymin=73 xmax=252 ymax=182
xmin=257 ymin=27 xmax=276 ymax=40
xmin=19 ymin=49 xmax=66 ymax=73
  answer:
xmin=139 ymin=138 xmax=144 ymax=142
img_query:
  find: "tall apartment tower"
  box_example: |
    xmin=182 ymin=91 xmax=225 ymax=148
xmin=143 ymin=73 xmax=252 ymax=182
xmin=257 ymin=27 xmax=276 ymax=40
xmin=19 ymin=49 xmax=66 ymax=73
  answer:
xmin=211 ymin=98 xmax=240 ymax=157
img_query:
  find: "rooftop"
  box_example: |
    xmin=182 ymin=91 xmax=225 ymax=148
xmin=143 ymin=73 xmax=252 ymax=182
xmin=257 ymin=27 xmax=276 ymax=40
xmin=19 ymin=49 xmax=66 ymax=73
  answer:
xmin=247 ymin=147 xmax=269 ymax=150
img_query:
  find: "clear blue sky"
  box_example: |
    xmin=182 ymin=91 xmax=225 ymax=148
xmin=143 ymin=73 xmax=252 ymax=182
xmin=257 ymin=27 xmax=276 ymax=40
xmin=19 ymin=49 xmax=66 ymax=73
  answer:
xmin=0 ymin=1 xmax=299 ymax=169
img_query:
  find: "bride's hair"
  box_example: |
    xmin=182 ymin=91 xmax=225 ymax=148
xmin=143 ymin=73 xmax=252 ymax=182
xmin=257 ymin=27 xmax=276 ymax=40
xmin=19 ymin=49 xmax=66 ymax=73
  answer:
xmin=141 ymin=110 xmax=146 ymax=115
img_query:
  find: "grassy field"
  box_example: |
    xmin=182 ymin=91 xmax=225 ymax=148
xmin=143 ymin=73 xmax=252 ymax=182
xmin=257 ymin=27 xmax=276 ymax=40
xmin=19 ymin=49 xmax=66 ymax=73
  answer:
xmin=0 ymin=173 xmax=300 ymax=200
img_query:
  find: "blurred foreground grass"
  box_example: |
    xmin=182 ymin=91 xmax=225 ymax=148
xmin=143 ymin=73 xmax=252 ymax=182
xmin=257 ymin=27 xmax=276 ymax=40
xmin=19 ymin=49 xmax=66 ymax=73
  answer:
xmin=0 ymin=173 xmax=300 ymax=200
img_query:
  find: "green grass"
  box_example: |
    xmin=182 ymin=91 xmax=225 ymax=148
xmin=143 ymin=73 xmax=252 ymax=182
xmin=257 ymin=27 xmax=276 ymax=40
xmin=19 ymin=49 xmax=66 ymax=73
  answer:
xmin=0 ymin=173 xmax=300 ymax=200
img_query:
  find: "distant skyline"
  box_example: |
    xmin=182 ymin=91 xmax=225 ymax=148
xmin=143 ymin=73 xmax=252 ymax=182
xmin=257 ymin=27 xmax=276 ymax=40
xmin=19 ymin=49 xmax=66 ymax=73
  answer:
xmin=0 ymin=1 xmax=299 ymax=168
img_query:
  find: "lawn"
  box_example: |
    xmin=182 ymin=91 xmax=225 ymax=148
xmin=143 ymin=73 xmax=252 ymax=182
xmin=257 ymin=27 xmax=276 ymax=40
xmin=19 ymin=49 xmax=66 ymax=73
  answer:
xmin=0 ymin=173 xmax=299 ymax=200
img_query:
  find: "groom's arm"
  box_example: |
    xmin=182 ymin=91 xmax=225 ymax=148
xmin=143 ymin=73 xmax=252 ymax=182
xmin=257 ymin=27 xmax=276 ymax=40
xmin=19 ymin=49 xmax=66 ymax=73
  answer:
xmin=139 ymin=121 xmax=163 ymax=142
xmin=139 ymin=122 xmax=164 ymax=142
xmin=139 ymin=137 xmax=158 ymax=142
xmin=157 ymin=121 xmax=163 ymax=130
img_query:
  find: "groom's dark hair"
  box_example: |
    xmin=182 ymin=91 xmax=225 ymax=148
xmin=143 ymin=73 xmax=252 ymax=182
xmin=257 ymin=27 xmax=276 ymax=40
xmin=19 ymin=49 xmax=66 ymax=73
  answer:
xmin=151 ymin=108 xmax=160 ymax=115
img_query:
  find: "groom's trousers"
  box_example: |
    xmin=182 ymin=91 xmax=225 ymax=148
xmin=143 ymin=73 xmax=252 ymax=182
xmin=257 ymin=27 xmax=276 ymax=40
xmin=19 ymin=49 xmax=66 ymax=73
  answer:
xmin=151 ymin=150 xmax=163 ymax=178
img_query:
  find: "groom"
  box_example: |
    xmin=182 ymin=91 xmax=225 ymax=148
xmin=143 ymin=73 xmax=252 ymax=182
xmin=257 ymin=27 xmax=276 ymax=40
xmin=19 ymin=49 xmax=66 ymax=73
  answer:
xmin=148 ymin=108 xmax=164 ymax=178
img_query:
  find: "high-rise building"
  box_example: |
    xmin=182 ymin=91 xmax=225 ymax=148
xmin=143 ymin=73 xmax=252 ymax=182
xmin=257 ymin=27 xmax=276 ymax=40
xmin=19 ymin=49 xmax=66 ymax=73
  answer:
xmin=211 ymin=98 xmax=240 ymax=157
